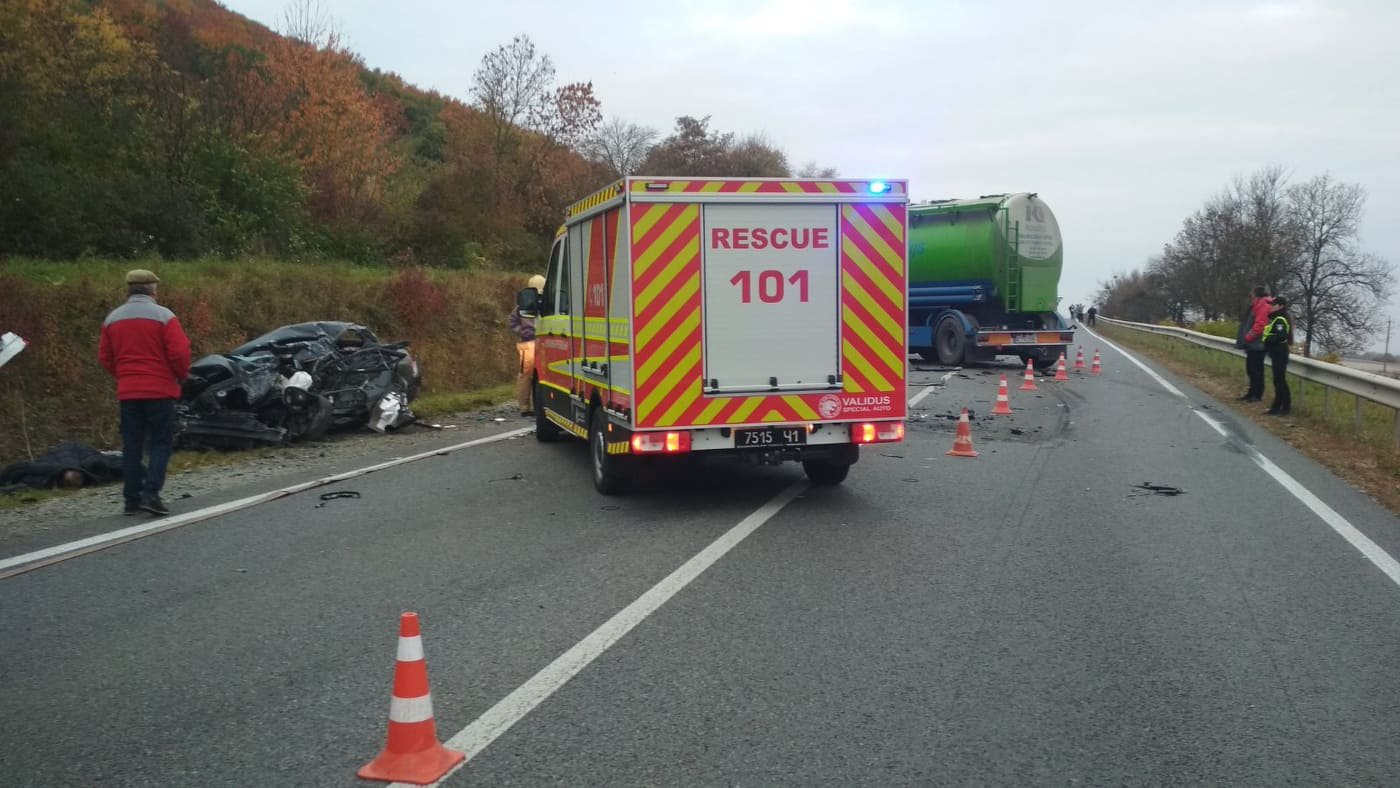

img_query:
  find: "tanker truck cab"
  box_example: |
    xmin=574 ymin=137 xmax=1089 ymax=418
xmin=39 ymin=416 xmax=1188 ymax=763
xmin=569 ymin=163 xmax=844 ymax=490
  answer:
xmin=907 ymin=192 xmax=1074 ymax=369
xmin=523 ymin=177 xmax=910 ymax=494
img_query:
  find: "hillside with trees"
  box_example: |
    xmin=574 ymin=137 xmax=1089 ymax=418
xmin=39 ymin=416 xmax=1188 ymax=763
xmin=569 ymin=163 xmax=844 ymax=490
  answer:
xmin=0 ymin=0 xmax=825 ymax=269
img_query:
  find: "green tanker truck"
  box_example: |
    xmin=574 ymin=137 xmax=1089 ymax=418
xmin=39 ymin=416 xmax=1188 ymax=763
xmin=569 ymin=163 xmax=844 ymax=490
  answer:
xmin=907 ymin=192 xmax=1074 ymax=369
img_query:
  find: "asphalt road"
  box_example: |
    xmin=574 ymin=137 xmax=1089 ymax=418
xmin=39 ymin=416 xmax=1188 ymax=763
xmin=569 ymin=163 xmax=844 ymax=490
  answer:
xmin=2 ymin=338 xmax=1399 ymax=786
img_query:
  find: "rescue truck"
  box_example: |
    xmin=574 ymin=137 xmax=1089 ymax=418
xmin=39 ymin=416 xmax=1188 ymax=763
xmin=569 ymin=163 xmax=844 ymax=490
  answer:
xmin=520 ymin=177 xmax=909 ymax=494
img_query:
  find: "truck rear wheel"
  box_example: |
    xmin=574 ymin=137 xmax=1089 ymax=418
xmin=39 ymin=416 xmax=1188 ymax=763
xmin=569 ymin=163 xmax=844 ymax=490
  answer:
xmin=803 ymin=458 xmax=851 ymax=486
xmin=590 ymin=408 xmax=630 ymax=495
xmin=935 ymin=314 xmax=967 ymax=366
xmin=534 ymin=380 xmax=563 ymax=442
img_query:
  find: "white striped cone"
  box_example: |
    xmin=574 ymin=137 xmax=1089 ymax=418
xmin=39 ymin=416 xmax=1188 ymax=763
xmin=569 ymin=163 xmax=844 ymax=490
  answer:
xmin=358 ymin=612 xmax=465 ymax=784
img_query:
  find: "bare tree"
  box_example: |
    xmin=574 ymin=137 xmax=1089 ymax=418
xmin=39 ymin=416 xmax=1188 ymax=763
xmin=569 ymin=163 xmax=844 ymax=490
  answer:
xmin=798 ymin=161 xmax=839 ymax=178
xmin=281 ymin=0 xmax=338 ymax=49
xmin=1286 ymin=174 xmax=1393 ymax=356
xmin=472 ymin=35 xmax=557 ymax=133
xmin=582 ymin=116 xmax=656 ymax=177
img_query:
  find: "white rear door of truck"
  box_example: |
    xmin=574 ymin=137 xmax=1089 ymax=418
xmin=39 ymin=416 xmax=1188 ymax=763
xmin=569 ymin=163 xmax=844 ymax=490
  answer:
xmin=700 ymin=203 xmax=841 ymax=394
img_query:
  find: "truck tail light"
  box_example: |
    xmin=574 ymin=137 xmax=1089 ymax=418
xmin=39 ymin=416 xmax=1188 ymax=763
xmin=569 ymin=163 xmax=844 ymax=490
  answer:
xmin=852 ymin=422 xmax=905 ymax=444
xmin=631 ymin=431 xmax=692 ymax=454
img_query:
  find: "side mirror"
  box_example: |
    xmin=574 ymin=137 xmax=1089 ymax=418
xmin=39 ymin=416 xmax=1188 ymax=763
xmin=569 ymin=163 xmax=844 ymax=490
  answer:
xmin=517 ymin=287 xmax=541 ymax=317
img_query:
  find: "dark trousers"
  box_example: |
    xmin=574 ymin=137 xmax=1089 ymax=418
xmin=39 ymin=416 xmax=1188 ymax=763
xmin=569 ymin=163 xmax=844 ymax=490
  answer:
xmin=120 ymin=399 xmax=176 ymax=504
xmin=1268 ymin=345 xmax=1291 ymax=411
xmin=1245 ymin=350 xmax=1266 ymax=399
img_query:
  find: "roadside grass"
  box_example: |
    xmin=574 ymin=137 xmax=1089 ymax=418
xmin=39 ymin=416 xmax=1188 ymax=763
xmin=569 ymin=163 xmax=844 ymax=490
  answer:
xmin=0 ymin=487 xmax=77 ymax=510
xmin=1098 ymin=324 xmax=1400 ymax=516
xmin=0 ymin=256 xmax=531 ymax=466
xmin=413 ymin=384 xmax=515 ymax=418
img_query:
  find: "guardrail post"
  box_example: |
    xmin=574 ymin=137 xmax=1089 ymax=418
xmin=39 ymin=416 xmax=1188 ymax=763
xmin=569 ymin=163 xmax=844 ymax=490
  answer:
xmin=1394 ymin=410 xmax=1400 ymax=449
xmin=1323 ymin=386 xmax=1331 ymax=419
xmin=1355 ymin=395 xmax=1363 ymax=432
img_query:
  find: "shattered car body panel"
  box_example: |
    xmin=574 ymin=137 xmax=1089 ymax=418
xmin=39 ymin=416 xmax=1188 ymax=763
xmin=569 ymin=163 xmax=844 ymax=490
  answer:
xmin=177 ymin=322 xmax=420 ymax=449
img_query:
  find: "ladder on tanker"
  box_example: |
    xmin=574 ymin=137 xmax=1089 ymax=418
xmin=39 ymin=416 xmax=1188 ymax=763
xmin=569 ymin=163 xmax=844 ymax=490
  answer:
xmin=999 ymin=208 xmax=1022 ymax=315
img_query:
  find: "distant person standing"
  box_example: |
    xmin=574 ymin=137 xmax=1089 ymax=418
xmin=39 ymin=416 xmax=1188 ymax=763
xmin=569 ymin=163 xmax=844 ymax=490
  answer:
xmin=1086 ymin=305 xmax=1098 ymax=326
xmin=1263 ymin=296 xmax=1294 ymax=415
xmin=1235 ymin=285 xmax=1272 ymax=402
xmin=509 ymin=274 xmax=546 ymax=417
xmin=99 ymin=269 xmax=191 ymax=516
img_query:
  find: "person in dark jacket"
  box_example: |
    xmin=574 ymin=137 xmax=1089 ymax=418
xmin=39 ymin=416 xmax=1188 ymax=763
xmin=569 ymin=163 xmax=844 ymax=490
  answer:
xmin=1086 ymin=305 xmax=1097 ymax=326
xmin=1263 ymin=296 xmax=1294 ymax=415
xmin=99 ymin=269 xmax=191 ymax=516
xmin=1235 ymin=285 xmax=1272 ymax=401
xmin=509 ymin=274 xmax=546 ymax=417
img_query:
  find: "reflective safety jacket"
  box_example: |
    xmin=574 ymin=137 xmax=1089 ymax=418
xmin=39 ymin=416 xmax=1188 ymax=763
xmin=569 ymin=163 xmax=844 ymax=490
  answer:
xmin=1263 ymin=314 xmax=1292 ymax=346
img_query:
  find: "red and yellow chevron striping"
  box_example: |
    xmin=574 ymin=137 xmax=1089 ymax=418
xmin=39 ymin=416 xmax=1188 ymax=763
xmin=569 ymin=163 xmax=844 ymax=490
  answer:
xmin=629 ymin=179 xmax=905 ymax=196
xmin=631 ymin=203 xmax=703 ymax=428
xmin=839 ymin=203 xmax=906 ymax=395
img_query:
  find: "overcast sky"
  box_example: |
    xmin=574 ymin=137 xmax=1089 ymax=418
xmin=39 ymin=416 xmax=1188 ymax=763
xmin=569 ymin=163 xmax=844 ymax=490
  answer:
xmin=225 ymin=0 xmax=1400 ymax=348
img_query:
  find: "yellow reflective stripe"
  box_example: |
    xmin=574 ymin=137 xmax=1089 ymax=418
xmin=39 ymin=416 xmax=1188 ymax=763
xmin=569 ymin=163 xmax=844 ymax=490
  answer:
xmin=843 ymin=271 xmax=903 ymax=340
xmin=841 ymin=235 xmax=902 ymax=305
xmin=695 ymin=397 xmax=728 ymax=424
xmin=633 ymin=205 xmax=697 ymax=278
xmin=843 ymin=305 xmax=904 ymax=373
xmin=816 ymin=182 xmax=840 ymax=194
xmin=631 ymin=203 xmax=669 ymax=247
xmin=844 ymin=206 xmax=903 ymax=274
xmin=782 ymin=396 xmax=819 ymax=420
xmin=871 ymin=203 xmax=904 ymax=242
xmin=730 ymin=397 xmax=763 ymax=422
xmin=699 ymin=181 xmax=724 ymax=193
xmin=738 ymin=182 xmax=762 ymax=193
xmin=781 ymin=182 xmax=804 ymax=194
xmin=657 ymin=381 xmax=702 ymax=426
xmin=637 ymin=306 xmax=701 ymax=379
xmin=636 ymin=253 xmax=699 ymax=318
xmin=638 ymin=343 xmax=701 ymax=419
xmin=842 ymin=339 xmax=893 ymax=391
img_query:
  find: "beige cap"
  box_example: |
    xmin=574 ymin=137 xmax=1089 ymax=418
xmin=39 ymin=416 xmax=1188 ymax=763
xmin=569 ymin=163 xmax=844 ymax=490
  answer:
xmin=125 ymin=269 xmax=160 ymax=284
xmin=527 ymin=274 xmax=545 ymax=291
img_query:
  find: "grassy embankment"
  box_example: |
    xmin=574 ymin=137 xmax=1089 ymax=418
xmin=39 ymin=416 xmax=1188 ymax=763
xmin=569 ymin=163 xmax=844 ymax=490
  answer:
xmin=1096 ymin=322 xmax=1400 ymax=515
xmin=0 ymin=258 xmax=527 ymax=472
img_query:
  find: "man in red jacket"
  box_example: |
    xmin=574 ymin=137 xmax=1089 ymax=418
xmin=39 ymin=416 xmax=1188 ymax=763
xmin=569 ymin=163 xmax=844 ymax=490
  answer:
xmin=99 ymin=269 xmax=191 ymax=516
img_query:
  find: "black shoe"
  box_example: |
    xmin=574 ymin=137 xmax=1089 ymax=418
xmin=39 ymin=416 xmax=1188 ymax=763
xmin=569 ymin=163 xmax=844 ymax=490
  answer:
xmin=1237 ymin=394 xmax=1260 ymax=402
xmin=139 ymin=496 xmax=169 ymax=516
xmin=123 ymin=501 xmax=142 ymax=516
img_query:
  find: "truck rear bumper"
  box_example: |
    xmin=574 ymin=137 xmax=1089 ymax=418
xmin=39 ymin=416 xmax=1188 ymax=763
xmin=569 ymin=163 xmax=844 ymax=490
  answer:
xmin=617 ymin=419 xmax=904 ymax=460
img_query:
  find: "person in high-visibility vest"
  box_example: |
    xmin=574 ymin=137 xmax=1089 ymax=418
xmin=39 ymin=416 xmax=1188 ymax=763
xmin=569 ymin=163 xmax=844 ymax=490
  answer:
xmin=1262 ymin=296 xmax=1293 ymax=416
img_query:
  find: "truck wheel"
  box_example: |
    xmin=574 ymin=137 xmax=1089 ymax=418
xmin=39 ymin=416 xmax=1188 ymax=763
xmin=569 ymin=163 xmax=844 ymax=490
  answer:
xmin=590 ymin=408 xmax=629 ymax=495
xmin=935 ymin=315 xmax=966 ymax=366
xmin=534 ymin=380 xmax=563 ymax=443
xmin=803 ymin=458 xmax=851 ymax=486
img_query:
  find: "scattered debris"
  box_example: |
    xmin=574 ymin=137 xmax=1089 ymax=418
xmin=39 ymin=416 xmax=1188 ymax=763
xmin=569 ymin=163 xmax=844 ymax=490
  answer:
xmin=1009 ymin=428 xmax=1025 ymax=435
xmin=1131 ymin=482 xmax=1184 ymax=497
xmin=488 ymin=473 xmax=524 ymax=483
xmin=315 ymin=490 xmax=362 ymax=507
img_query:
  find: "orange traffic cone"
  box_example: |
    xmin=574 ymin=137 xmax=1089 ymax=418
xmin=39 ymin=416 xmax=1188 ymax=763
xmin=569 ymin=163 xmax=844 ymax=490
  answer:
xmin=1074 ymin=346 xmax=1086 ymax=370
xmin=1090 ymin=349 xmax=1102 ymax=375
xmin=947 ymin=408 xmax=979 ymax=457
xmin=1053 ymin=353 xmax=1070 ymax=381
xmin=358 ymin=613 xmax=465 ymax=785
xmin=991 ymin=375 xmax=1013 ymax=415
xmin=1019 ymin=358 xmax=1038 ymax=391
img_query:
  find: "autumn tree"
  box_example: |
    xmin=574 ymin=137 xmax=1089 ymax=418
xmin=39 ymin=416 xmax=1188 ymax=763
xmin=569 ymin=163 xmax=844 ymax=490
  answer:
xmin=1285 ymin=175 xmax=1394 ymax=356
xmin=640 ymin=116 xmax=792 ymax=177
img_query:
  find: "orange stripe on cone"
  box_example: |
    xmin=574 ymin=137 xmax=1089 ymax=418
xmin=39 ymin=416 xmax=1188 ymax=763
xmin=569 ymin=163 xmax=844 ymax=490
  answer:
xmin=947 ymin=408 xmax=979 ymax=457
xmin=1074 ymin=346 xmax=1086 ymax=370
xmin=1090 ymin=349 xmax=1102 ymax=375
xmin=991 ymin=375 xmax=1013 ymax=416
xmin=1053 ymin=353 xmax=1070 ymax=381
xmin=358 ymin=612 xmax=465 ymax=785
xmin=1019 ymin=358 xmax=1038 ymax=391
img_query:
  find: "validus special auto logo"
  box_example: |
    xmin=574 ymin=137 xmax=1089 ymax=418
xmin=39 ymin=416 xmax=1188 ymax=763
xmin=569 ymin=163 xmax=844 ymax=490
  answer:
xmin=818 ymin=394 xmax=842 ymax=418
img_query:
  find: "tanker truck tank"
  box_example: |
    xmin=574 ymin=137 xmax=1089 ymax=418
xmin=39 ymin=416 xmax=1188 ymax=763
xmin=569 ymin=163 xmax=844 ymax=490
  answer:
xmin=907 ymin=192 xmax=1074 ymax=368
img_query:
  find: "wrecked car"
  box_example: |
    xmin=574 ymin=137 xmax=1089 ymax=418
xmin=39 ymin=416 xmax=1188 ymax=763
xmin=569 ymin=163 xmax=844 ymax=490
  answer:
xmin=176 ymin=321 xmax=421 ymax=449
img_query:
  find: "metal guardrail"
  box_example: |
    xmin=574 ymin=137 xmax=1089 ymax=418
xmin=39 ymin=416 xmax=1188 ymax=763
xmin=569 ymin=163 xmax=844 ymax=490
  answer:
xmin=1098 ymin=316 xmax=1400 ymax=445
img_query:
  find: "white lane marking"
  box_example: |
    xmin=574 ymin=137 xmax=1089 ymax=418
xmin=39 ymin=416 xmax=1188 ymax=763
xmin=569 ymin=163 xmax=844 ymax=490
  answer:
xmin=1082 ymin=325 xmax=1400 ymax=590
xmin=908 ymin=385 xmax=937 ymax=408
xmin=0 ymin=427 xmax=533 ymax=579
xmin=401 ymin=384 xmax=932 ymax=784
xmin=1082 ymin=326 xmax=1185 ymax=397
xmin=1194 ymin=409 xmax=1400 ymax=588
xmin=400 ymin=481 xmax=809 ymax=787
